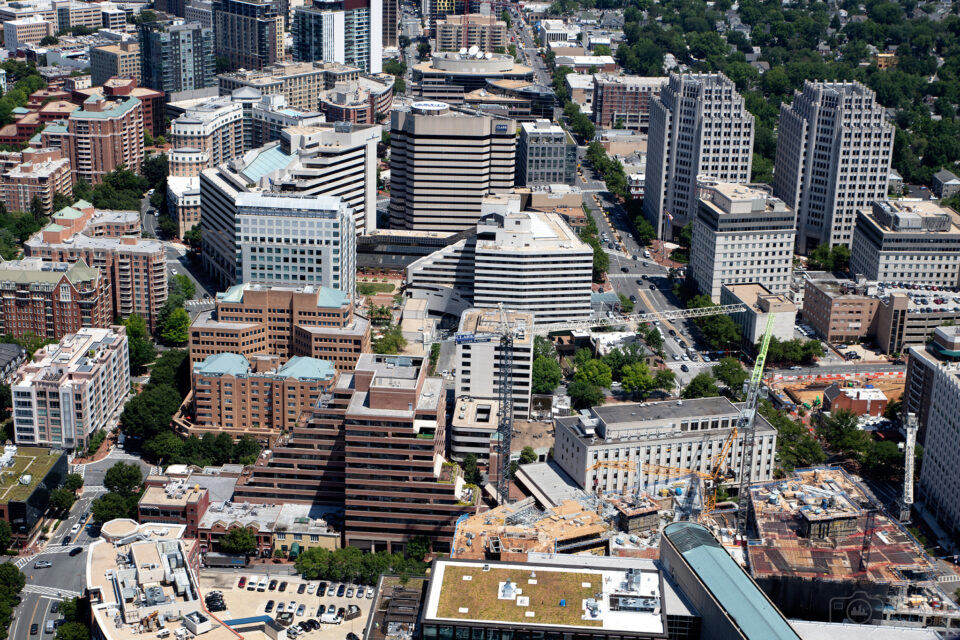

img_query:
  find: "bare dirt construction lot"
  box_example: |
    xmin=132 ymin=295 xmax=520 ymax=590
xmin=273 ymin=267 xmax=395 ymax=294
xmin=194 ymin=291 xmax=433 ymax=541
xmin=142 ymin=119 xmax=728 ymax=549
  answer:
xmin=199 ymin=571 xmax=374 ymax=640
xmin=775 ymin=375 xmax=905 ymax=409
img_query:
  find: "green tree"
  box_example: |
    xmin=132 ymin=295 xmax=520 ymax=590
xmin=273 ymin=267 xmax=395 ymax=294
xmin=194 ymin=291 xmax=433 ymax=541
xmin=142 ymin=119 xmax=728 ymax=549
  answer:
xmin=372 ymin=325 xmax=407 ymax=354
xmin=532 ymin=356 xmax=563 ymax=394
xmin=183 ymin=224 xmax=201 ymax=248
xmin=406 ymin=535 xmax=431 ymax=562
xmin=518 ymin=446 xmax=538 ymax=465
xmin=143 ymin=430 xmax=183 ymax=463
xmin=54 ymin=622 xmax=89 ymax=640
xmin=620 ymin=362 xmax=655 ymax=398
xmin=161 ymin=307 xmax=190 ymax=345
xmin=104 ymin=461 xmax=142 ymax=495
xmin=574 ymin=360 xmax=613 ymax=388
xmin=234 ymin=434 xmax=261 ymax=465
xmin=568 ymin=379 xmax=605 ymax=409
xmin=712 ymin=357 xmax=748 ymax=392
xmin=818 ymin=409 xmax=871 ymax=460
xmin=0 ymin=519 xmax=12 ymax=552
xmin=573 ymin=347 xmax=594 ymax=370
xmin=91 ymin=492 xmax=135 ymax=523
xmin=884 ymin=397 xmax=903 ymax=421
xmin=30 ymin=195 xmax=44 ymax=221
xmin=63 ymin=473 xmax=83 ymax=493
xmin=123 ymin=314 xmax=155 ymax=375
xmin=533 ymin=335 xmax=556 ymax=360
xmin=460 ymin=453 xmax=481 ymax=485
xmin=120 ymin=383 xmax=182 ymax=440
xmin=220 ymin=527 xmax=257 ymax=554
xmin=49 ymin=488 xmax=75 ymax=515
xmin=618 ymin=293 xmax=634 ymax=313
xmin=681 ymin=372 xmax=720 ymax=399
xmin=643 ymin=326 xmax=664 ymax=353
xmin=654 ymin=368 xmax=676 ymax=391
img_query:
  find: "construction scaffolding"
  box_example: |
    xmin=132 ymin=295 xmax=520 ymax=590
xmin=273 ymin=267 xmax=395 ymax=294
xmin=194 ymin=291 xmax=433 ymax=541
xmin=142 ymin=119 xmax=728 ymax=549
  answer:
xmin=723 ymin=466 xmax=960 ymax=626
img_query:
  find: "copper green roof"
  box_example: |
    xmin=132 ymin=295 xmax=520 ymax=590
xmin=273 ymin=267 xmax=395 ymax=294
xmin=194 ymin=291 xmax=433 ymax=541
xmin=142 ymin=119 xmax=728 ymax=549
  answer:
xmin=53 ymin=206 xmax=84 ymax=220
xmin=73 ymin=199 xmax=93 ymax=208
xmin=44 ymin=223 xmax=65 ymax=232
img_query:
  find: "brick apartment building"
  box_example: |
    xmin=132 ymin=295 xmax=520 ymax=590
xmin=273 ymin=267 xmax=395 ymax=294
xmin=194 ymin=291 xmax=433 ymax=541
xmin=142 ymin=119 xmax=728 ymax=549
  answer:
xmin=0 ymin=148 xmax=72 ymax=216
xmin=25 ymin=201 xmax=167 ymax=331
xmin=0 ymin=258 xmax=112 ymax=340
xmin=73 ymin=78 xmax=165 ymax=137
xmin=183 ymin=353 xmax=337 ymax=440
xmin=189 ymin=283 xmax=370 ymax=371
xmin=592 ymin=74 xmax=667 ymax=130
xmin=41 ymin=94 xmax=144 ymax=185
xmin=233 ymin=354 xmax=473 ymax=553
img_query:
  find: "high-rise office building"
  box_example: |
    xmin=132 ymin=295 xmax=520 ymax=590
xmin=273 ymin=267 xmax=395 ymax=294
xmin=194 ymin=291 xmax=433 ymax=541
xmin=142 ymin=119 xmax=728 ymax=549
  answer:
xmin=644 ymin=72 xmax=754 ymax=240
xmin=389 ymin=101 xmax=515 ymax=232
xmin=291 ymin=0 xmax=383 ymax=74
xmin=773 ymin=81 xmax=893 ymax=253
xmin=690 ymin=183 xmax=796 ymax=302
xmin=516 ymin=119 xmax=577 ymax=186
xmin=201 ymin=158 xmax=357 ymax=292
xmin=213 ymin=0 xmax=283 ymax=71
xmin=137 ymin=21 xmax=216 ymax=93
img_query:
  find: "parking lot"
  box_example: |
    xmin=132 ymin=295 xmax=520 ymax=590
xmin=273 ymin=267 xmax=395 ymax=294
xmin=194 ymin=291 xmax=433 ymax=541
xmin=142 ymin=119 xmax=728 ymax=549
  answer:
xmin=198 ymin=572 xmax=374 ymax=640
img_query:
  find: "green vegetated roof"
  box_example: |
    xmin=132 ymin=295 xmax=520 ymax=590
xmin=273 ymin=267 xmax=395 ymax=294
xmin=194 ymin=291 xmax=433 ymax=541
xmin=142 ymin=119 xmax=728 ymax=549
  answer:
xmin=663 ymin=523 xmax=800 ymax=640
xmin=0 ymin=447 xmax=63 ymax=505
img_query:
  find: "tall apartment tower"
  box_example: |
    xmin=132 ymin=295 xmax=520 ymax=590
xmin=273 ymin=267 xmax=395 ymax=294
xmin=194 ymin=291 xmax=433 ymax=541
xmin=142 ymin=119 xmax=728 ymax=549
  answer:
xmin=773 ymin=81 xmax=893 ymax=253
xmin=63 ymin=96 xmax=145 ymax=185
xmin=291 ymin=0 xmax=383 ymax=74
xmin=382 ymin=0 xmax=397 ymax=48
xmin=389 ymin=101 xmax=516 ymax=232
xmin=644 ymin=72 xmax=754 ymax=240
xmin=213 ymin=0 xmax=283 ymax=71
xmin=138 ymin=21 xmax=216 ymax=93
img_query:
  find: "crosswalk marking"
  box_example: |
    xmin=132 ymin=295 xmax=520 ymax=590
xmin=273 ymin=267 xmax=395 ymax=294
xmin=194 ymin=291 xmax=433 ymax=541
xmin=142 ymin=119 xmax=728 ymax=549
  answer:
xmin=22 ymin=585 xmax=81 ymax=599
xmin=15 ymin=555 xmax=34 ymax=569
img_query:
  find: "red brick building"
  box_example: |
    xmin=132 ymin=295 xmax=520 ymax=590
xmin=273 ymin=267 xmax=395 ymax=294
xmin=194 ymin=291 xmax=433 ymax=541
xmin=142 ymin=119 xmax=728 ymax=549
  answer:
xmin=0 ymin=257 xmax=112 ymax=340
xmin=822 ymin=383 xmax=888 ymax=417
xmin=0 ymin=148 xmax=72 ymax=215
xmin=72 ymin=78 xmax=165 ymax=137
xmin=233 ymin=354 xmax=470 ymax=554
xmin=592 ymin=74 xmax=667 ymax=130
xmin=138 ymin=479 xmax=212 ymax=539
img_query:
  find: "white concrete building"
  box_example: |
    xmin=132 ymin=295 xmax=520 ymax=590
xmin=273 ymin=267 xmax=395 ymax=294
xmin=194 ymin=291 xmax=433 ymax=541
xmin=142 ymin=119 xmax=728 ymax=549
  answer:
xmin=553 ymin=397 xmax=778 ymax=496
xmin=406 ymin=196 xmax=593 ymax=322
xmin=773 ymin=81 xmax=893 ymax=253
xmin=455 ymin=308 xmax=534 ymax=424
xmin=12 ymin=326 xmax=130 ymax=449
xmin=916 ymin=344 xmax=960 ymax=536
xmin=690 ymin=183 xmax=796 ymax=302
xmin=538 ymin=19 xmax=579 ymax=43
xmin=719 ymin=283 xmax=798 ymax=346
xmin=235 ymin=193 xmax=356 ymax=295
xmin=850 ymin=199 xmax=960 ymax=289
xmin=199 ymin=159 xmax=357 ymax=294
xmin=644 ymin=73 xmax=754 ymax=240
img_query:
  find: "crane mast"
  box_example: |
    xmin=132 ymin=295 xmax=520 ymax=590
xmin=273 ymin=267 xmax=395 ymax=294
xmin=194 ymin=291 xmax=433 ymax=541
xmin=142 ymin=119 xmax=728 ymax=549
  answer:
xmin=734 ymin=313 xmax=776 ymax=538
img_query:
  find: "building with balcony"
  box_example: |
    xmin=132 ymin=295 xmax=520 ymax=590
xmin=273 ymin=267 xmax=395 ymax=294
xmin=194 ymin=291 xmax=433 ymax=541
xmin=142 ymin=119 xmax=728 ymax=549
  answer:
xmin=217 ymin=60 xmax=361 ymax=111
xmin=0 ymin=147 xmax=72 ymax=216
xmin=188 ymin=282 xmax=369 ymax=371
xmin=291 ymin=0 xmax=383 ymax=74
xmin=138 ymin=21 xmax=216 ymax=94
xmin=317 ymin=74 xmax=393 ymax=124
xmin=25 ymin=200 xmax=168 ymax=331
xmin=435 ymin=14 xmax=507 ymax=52
xmin=233 ymin=353 xmax=470 ymax=553
xmin=592 ymin=74 xmax=667 ymax=130
xmin=58 ymin=95 xmax=144 ymax=185
xmin=12 ymin=326 xmax=130 ymax=449
xmin=0 ymin=258 xmax=112 ymax=341
xmin=188 ymin=353 xmax=337 ymax=437
xmin=71 ymin=78 xmax=165 ymax=137
xmin=213 ymin=0 xmax=283 ymax=71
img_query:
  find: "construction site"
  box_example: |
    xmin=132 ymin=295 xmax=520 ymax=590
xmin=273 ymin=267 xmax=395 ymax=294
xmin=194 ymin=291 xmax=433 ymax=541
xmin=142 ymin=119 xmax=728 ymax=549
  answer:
xmin=769 ymin=373 xmax=904 ymax=413
xmin=717 ymin=467 xmax=960 ymax=629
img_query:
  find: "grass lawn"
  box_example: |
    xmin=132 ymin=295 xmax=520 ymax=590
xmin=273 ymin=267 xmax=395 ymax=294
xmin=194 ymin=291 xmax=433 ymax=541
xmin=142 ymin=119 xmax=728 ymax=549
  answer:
xmin=435 ymin=565 xmax=601 ymax=627
xmin=357 ymin=282 xmax=396 ymax=295
xmin=0 ymin=447 xmax=59 ymax=503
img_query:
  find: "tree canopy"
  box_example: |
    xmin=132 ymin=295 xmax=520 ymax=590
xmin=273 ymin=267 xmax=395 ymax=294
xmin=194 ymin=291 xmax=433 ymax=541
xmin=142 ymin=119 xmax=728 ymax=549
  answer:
xmin=220 ymin=527 xmax=258 ymax=554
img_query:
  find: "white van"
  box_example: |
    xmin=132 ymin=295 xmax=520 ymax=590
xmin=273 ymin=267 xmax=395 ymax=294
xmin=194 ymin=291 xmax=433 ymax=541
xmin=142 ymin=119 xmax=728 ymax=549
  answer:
xmin=643 ymin=250 xmax=651 ymax=259
xmin=257 ymin=576 xmax=268 ymax=592
xmin=320 ymin=611 xmax=342 ymax=625
xmin=247 ymin=575 xmax=258 ymax=591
